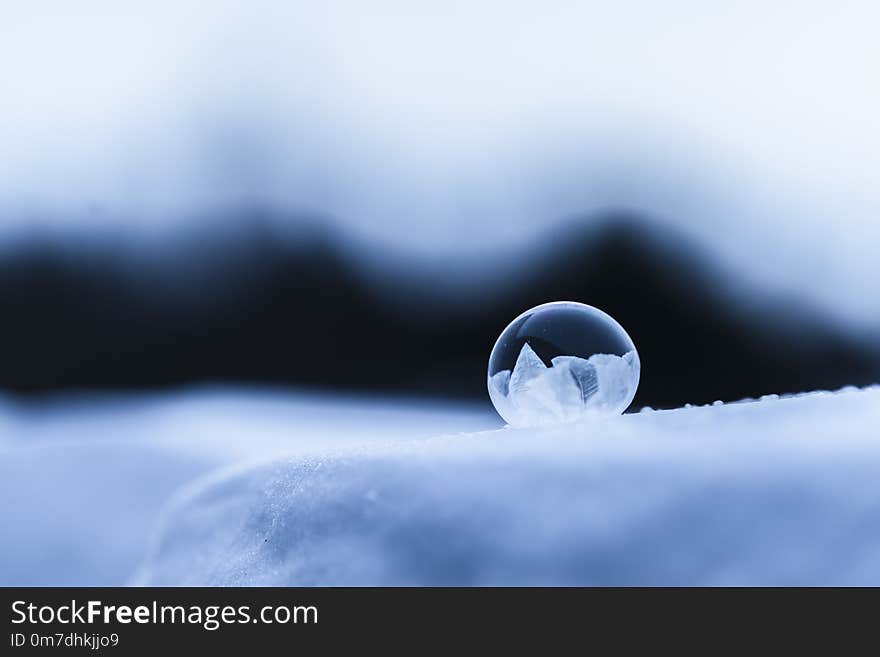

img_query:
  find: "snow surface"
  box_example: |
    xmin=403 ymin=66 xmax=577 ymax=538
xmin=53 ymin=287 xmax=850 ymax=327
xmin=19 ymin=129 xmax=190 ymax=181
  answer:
xmin=3 ymin=385 xmax=879 ymax=586
xmin=135 ymin=386 xmax=880 ymax=586
xmin=0 ymin=389 xmax=497 ymax=585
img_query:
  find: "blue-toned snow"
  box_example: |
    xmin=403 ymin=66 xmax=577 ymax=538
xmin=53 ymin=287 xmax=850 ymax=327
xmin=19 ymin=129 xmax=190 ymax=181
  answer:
xmin=2 ymin=386 xmax=879 ymax=586
xmin=0 ymin=389 xmax=497 ymax=586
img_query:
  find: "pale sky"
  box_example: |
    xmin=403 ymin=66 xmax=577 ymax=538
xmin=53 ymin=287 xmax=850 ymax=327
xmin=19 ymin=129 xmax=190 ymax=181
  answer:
xmin=1 ymin=1 xmax=878 ymax=323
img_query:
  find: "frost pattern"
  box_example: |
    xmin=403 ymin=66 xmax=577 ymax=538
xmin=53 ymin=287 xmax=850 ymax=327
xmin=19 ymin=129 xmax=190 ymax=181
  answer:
xmin=489 ymin=342 xmax=639 ymax=425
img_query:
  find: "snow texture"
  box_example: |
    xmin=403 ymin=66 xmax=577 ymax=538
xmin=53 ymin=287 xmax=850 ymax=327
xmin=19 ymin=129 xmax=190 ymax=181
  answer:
xmin=137 ymin=386 xmax=880 ymax=586
xmin=489 ymin=343 xmax=639 ymax=425
xmin=0 ymin=389 xmax=496 ymax=585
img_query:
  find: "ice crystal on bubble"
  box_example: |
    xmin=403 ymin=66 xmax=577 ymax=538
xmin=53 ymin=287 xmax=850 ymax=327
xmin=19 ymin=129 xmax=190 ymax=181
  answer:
xmin=488 ymin=302 xmax=640 ymax=426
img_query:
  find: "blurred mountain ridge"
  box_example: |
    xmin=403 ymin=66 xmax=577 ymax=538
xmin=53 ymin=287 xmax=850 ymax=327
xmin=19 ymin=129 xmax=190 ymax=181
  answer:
xmin=1 ymin=209 xmax=877 ymax=409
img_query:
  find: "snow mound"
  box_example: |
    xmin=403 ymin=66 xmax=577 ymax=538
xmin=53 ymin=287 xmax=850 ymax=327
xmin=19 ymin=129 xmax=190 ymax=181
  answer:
xmin=137 ymin=386 xmax=880 ymax=586
xmin=0 ymin=389 xmax=495 ymax=585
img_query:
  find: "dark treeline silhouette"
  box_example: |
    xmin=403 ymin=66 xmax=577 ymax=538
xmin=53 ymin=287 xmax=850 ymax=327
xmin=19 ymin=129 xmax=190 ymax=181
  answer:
xmin=1 ymin=211 xmax=877 ymax=409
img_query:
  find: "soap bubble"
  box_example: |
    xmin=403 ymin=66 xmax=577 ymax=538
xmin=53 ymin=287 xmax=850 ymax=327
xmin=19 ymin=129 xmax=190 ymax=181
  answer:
xmin=487 ymin=301 xmax=640 ymax=426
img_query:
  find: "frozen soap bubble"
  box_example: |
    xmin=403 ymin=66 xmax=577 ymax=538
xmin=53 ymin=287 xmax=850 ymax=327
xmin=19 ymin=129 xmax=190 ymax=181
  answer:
xmin=487 ymin=301 xmax=640 ymax=426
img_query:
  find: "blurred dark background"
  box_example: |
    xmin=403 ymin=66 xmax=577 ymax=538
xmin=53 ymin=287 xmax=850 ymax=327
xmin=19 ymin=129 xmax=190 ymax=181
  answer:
xmin=2 ymin=208 xmax=877 ymax=409
xmin=2 ymin=4 xmax=879 ymax=410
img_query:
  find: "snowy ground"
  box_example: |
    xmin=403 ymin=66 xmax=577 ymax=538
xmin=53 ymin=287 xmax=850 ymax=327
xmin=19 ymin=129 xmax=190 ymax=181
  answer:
xmin=2 ymin=386 xmax=879 ymax=586
xmin=0 ymin=389 xmax=498 ymax=586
